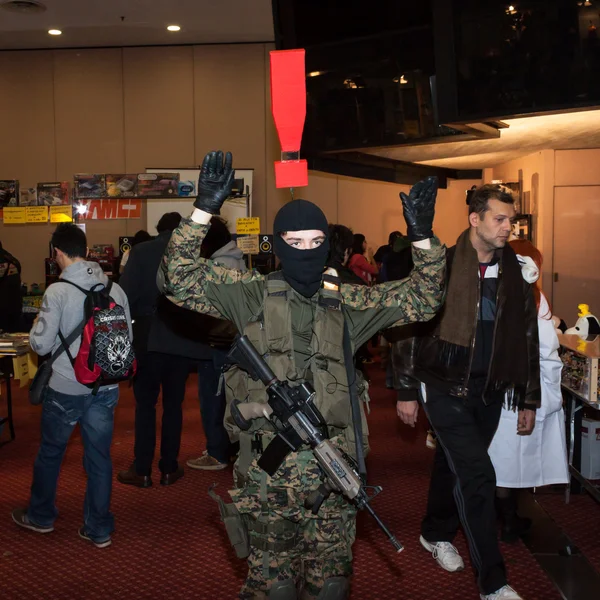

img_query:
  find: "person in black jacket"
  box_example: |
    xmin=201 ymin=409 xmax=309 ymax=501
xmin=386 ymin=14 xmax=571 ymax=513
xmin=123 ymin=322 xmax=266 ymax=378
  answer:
xmin=0 ymin=241 xmax=24 ymax=333
xmin=396 ymin=185 xmax=540 ymax=600
xmin=117 ymin=212 xmax=193 ymax=488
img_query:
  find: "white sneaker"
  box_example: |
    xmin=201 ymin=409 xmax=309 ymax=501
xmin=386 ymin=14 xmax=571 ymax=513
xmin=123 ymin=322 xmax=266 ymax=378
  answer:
xmin=419 ymin=535 xmax=465 ymax=572
xmin=480 ymin=585 xmax=523 ymax=600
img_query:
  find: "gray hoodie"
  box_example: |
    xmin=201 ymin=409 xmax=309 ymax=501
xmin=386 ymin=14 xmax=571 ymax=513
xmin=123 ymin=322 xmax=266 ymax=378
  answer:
xmin=210 ymin=240 xmax=246 ymax=271
xmin=30 ymin=260 xmax=133 ymax=396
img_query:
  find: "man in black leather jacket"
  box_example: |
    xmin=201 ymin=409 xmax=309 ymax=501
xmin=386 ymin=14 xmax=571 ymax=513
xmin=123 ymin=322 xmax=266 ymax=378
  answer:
xmin=396 ymin=184 xmax=540 ymax=600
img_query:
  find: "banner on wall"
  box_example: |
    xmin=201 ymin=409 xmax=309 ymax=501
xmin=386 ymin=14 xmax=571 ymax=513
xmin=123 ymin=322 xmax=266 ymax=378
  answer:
xmin=78 ymin=198 xmax=142 ymax=220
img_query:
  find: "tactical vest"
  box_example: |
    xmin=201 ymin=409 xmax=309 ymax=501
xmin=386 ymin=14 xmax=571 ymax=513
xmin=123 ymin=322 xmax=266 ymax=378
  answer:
xmin=223 ymin=271 xmax=370 ymax=456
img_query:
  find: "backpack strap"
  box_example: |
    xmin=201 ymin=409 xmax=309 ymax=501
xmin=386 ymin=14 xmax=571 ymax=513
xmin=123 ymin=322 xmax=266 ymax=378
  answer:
xmin=53 ymin=316 xmax=87 ymax=368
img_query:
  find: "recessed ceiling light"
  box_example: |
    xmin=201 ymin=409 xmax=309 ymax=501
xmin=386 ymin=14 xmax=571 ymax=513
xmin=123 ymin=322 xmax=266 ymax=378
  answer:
xmin=48 ymin=28 xmax=61 ymax=35
xmin=167 ymin=25 xmax=181 ymax=32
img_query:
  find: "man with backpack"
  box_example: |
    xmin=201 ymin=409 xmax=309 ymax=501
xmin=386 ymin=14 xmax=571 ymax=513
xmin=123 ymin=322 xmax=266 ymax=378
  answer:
xmin=12 ymin=223 xmax=133 ymax=549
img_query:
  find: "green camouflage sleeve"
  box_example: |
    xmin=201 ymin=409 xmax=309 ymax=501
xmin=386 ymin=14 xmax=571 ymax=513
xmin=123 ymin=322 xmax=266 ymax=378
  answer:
xmin=342 ymin=238 xmax=446 ymax=347
xmin=162 ymin=217 xmax=264 ymax=319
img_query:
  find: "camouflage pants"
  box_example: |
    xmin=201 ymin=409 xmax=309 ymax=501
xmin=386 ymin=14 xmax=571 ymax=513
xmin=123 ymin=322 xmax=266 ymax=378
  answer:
xmin=230 ymin=441 xmax=356 ymax=600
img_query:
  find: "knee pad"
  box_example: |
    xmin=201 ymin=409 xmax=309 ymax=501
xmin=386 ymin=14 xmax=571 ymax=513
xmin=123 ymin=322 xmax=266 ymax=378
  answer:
xmin=269 ymin=578 xmax=297 ymax=600
xmin=315 ymin=577 xmax=350 ymax=600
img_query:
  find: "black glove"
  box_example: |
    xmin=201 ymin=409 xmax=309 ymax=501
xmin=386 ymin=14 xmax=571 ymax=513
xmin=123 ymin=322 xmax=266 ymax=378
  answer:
xmin=194 ymin=150 xmax=234 ymax=214
xmin=399 ymin=176 xmax=438 ymax=241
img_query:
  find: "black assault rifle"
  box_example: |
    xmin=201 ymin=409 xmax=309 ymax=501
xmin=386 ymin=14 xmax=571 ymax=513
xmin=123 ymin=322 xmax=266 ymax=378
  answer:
xmin=227 ymin=334 xmax=403 ymax=553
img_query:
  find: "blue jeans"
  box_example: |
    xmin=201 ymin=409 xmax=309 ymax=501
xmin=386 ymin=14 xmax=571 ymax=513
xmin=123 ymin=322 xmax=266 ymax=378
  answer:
xmin=28 ymin=386 xmax=119 ymax=543
xmin=198 ymin=350 xmax=234 ymax=464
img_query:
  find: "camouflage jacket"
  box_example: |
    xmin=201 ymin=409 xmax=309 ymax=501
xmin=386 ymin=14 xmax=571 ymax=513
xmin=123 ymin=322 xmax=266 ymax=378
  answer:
xmin=162 ymin=218 xmax=446 ymax=363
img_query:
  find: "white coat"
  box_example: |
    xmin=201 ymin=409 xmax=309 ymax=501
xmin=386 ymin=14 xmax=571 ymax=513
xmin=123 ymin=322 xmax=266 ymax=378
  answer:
xmin=488 ymin=293 xmax=569 ymax=488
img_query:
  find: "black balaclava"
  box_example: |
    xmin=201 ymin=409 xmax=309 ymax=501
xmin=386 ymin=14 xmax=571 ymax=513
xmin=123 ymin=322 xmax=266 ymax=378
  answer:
xmin=273 ymin=199 xmax=330 ymax=298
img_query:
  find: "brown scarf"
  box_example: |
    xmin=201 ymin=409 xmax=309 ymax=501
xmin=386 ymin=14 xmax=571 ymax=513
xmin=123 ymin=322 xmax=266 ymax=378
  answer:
xmin=439 ymin=229 xmax=480 ymax=347
xmin=439 ymin=229 xmax=529 ymax=406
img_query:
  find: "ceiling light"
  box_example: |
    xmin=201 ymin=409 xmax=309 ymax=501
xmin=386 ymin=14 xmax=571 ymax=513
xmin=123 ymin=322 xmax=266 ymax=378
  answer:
xmin=308 ymin=71 xmax=323 ymax=77
xmin=48 ymin=28 xmax=61 ymax=35
xmin=167 ymin=25 xmax=181 ymax=32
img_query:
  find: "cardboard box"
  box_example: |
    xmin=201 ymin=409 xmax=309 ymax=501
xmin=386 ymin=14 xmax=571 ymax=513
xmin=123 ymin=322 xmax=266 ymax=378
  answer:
xmin=106 ymin=174 xmax=138 ymax=197
xmin=581 ymin=417 xmax=600 ymax=480
xmin=0 ymin=180 xmax=19 ymax=207
xmin=37 ymin=182 xmax=70 ymax=206
xmin=137 ymin=173 xmax=179 ymax=197
xmin=19 ymin=187 xmax=37 ymax=206
xmin=75 ymin=174 xmax=107 ymax=198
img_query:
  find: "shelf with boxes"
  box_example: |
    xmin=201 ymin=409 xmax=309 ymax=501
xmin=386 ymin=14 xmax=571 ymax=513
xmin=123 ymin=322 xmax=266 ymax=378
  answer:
xmin=559 ymin=334 xmax=600 ymax=406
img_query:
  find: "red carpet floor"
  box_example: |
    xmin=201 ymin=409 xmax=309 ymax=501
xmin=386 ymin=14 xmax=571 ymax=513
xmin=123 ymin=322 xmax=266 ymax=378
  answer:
xmin=0 ymin=364 xmax=563 ymax=599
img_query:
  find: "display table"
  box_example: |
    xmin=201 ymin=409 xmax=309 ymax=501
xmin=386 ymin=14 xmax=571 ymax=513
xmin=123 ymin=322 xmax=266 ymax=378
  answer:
xmin=0 ymin=347 xmax=36 ymax=446
xmin=559 ymin=334 xmax=600 ymax=504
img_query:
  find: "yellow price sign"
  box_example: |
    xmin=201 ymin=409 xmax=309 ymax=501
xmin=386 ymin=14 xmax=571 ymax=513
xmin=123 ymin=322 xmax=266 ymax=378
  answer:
xmin=237 ymin=234 xmax=260 ymax=254
xmin=49 ymin=205 xmax=73 ymax=223
xmin=2 ymin=207 xmax=27 ymax=224
xmin=236 ymin=217 xmax=260 ymax=235
xmin=26 ymin=206 xmax=49 ymax=223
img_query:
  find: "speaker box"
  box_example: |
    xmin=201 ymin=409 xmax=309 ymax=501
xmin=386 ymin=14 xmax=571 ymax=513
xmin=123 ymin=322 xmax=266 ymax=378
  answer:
xmin=119 ymin=237 xmax=132 ymax=256
xmin=259 ymin=235 xmax=273 ymax=254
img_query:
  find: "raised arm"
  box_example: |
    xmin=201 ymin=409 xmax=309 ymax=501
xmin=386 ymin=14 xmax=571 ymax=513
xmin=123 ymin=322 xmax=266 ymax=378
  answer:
xmin=343 ymin=177 xmax=446 ymax=347
xmin=162 ymin=151 xmax=263 ymax=322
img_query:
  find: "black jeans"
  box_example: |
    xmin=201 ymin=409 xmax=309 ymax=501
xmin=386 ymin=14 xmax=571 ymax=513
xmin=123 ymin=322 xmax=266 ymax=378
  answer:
xmin=421 ymin=384 xmax=505 ymax=595
xmin=133 ymin=351 xmax=190 ymax=475
xmin=198 ymin=350 xmax=235 ymax=464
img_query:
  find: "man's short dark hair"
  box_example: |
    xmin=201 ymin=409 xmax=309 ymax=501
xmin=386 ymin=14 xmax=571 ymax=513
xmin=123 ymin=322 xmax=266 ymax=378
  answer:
xmin=51 ymin=223 xmax=87 ymax=259
xmin=388 ymin=230 xmax=402 ymax=245
xmin=156 ymin=212 xmax=182 ymax=233
xmin=468 ymin=184 xmax=515 ymax=216
xmin=132 ymin=230 xmax=152 ymax=246
xmin=328 ymin=223 xmax=354 ymax=265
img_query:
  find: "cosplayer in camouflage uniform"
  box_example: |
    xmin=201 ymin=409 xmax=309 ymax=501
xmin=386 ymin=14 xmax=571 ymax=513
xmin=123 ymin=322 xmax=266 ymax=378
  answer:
xmin=162 ymin=151 xmax=445 ymax=600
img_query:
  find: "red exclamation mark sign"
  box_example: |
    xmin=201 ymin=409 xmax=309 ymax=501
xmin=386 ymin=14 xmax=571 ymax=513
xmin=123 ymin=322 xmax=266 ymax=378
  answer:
xmin=270 ymin=49 xmax=308 ymax=189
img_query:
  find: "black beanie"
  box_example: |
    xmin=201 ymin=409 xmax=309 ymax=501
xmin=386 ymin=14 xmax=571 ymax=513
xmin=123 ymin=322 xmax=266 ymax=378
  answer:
xmin=273 ymin=199 xmax=328 ymax=236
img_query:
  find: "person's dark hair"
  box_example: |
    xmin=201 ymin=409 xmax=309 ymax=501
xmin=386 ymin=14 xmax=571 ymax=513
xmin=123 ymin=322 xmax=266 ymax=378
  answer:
xmin=156 ymin=212 xmax=182 ymax=233
xmin=388 ymin=230 xmax=402 ymax=246
xmin=327 ymin=223 xmax=354 ymax=265
xmin=132 ymin=230 xmax=152 ymax=246
xmin=351 ymin=233 xmax=366 ymax=256
xmin=468 ymin=184 xmax=515 ymax=216
xmin=51 ymin=223 xmax=87 ymax=259
xmin=202 ymin=217 xmax=232 ymax=259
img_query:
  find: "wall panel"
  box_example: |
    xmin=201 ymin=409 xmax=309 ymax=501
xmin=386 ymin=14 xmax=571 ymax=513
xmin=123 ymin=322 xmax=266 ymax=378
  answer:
xmin=54 ymin=48 xmax=126 ymax=179
xmin=123 ymin=46 xmax=195 ymax=172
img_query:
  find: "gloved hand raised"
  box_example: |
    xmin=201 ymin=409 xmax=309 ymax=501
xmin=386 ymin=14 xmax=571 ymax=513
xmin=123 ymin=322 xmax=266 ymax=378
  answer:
xmin=193 ymin=150 xmax=234 ymax=215
xmin=399 ymin=176 xmax=438 ymax=241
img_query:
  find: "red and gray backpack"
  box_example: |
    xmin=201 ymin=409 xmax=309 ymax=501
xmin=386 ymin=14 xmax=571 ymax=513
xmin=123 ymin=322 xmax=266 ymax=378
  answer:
xmin=59 ymin=280 xmax=136 ymax=391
